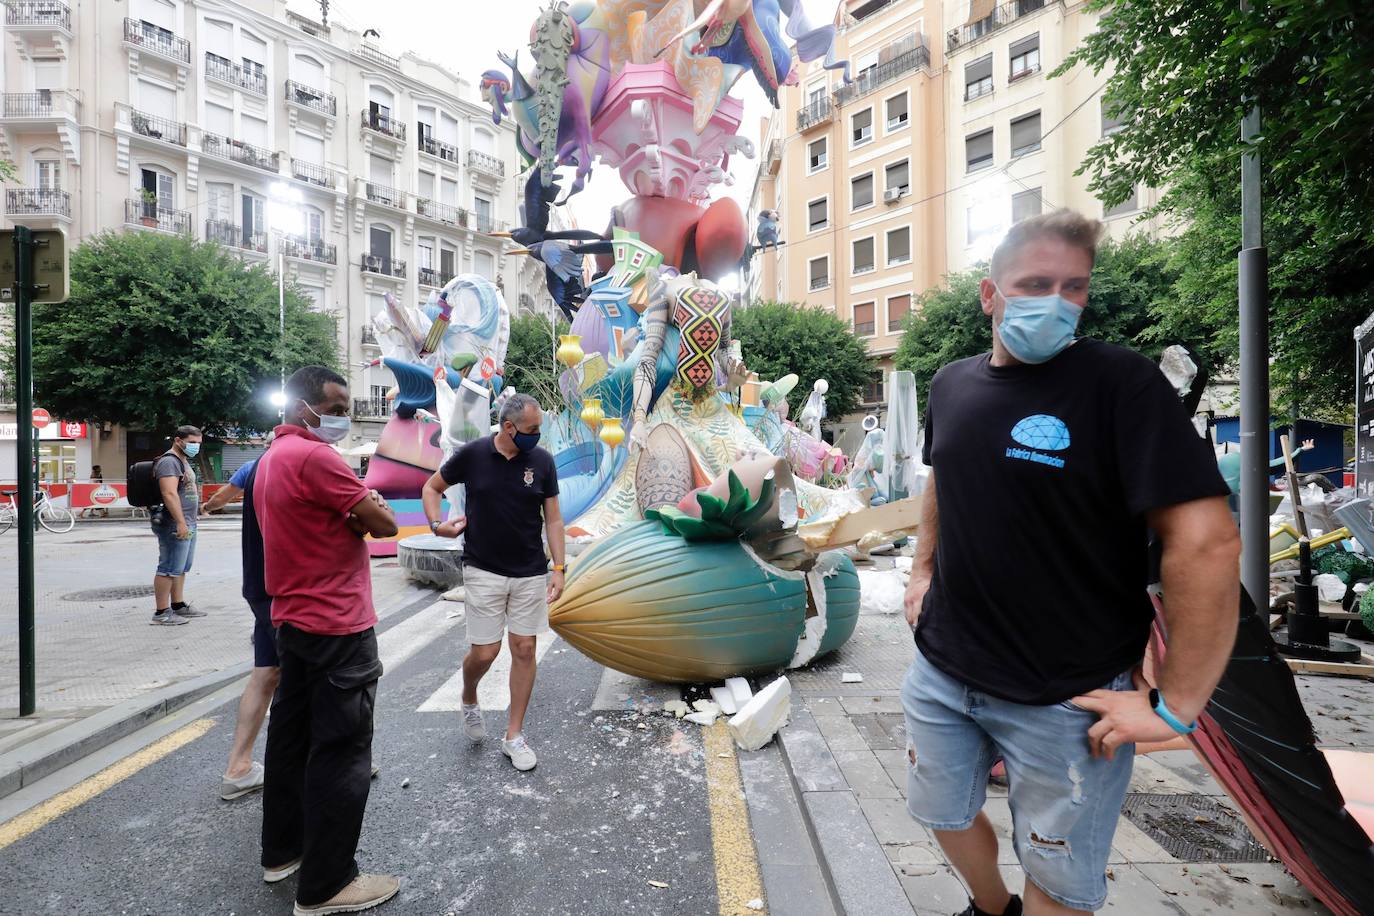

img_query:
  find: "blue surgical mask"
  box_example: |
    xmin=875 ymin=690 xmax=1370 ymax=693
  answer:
xmin=302 ymin=402 xmax=351 ymax=444
xmin=512 ymin=430 xmax=541 ymax=453
xmin=994 ymin=287 xmax=1083 ymax=365
xmin=183 ymin=442 xmax=201 ymax=458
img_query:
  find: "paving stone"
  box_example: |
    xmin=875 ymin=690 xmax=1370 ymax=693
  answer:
xmin=839 ymin=694 xmax=905 ymax=716
xmin=813 ymin=714 xmax=870 ymax=750
xmin=1095 ymin=864 xmax=1193 ymax=915
xmin=852 ymin=713 xmax=901 ymax=750
xmin=859 ymin=795 xmax=926 ymax=846
xmin=1110 ymin=812 xmax=1177 ymax=865
xmin=803 ymin=790 xmax=916 ymax=916
xmin=779 ymin=710 xmax=847 ymax=792
xmin=833 ymin=748 xmax=902 ymax=798
xmin=874 ymin=747 xmax=910 ymax=791
xmin=898 ymin=863 xmax=971 ymax=915
xmin=1134 ymin=862 xmax=1320 ymax=913
xmin=1147 ymin=750 xmax=1225 ymax=795
xmin=1129 ymin=755 xmax=1203 ymax=795
xmin=886 ymin=839 xmax=945 ymax=868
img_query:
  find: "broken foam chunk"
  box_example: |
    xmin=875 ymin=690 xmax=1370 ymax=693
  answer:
xmin=662 ymin=699 xmax=689 ymax=719
xmin=728 ymin=677 xmax=791 ymax=751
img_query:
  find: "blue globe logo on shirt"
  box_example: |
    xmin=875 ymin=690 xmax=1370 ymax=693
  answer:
xmin=1010 ymin=414 xmax=1071 ymax=451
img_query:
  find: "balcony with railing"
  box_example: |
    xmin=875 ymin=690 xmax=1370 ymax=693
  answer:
xmin=0 ymin=379 xmax=15 ymax=407
xmin=205 ymin=53 xmax=267 ymax=95
xmin=466 ymin=149 xmax=505 ymax=179
xmin=6 ymin=188 xmax=70 ymax=219
xmin=281 ymin=235 xmax=338 ymax=265
xmin=361 ymin=254 xmax=406 ymax=279
xmin=473 ymin=213 xmax=507 ymax=234
xmin=284 ymin=80 xmax=336 ymax=117
xmin=415 ymin=197 xmax=465 ymax=227
xmin=353 ymin=397 xmax=390 ymax=419
xmin=2 ymin=90 xmax=80 ymax=120
xmin=123 ymin=18 xmax=190 ymax=65
xmin=125 ymin=198 xmax=191 ymax=234
xmin=765 ymin=139 xmax=782 ymax=175
xmin=202 ymin=133 xmax=280 ymax=172
xmin=834 ymin=44 xmax=930 ymax=106
xmin=357 ymin=43 xmax=399 ymax=69
xmin=361 ymin=181 xmax=409 ymax=211
xmin=360 ymin=326 xmax=380 ymax=348
xmin=418 ymin=267 xmax=456 ymax=289
xmin=797 ymin=97 xmax=833 ymax=132
xmin=7 ymin=1 xmax=73 ymax=33
xmin=418 ymin=135 xmax=460 ymax=163
xmin=205 ymin=219 xmax=267 ymax=254
xmin=129 ymin=109 xmax=187 ymax=146
xmin=361 ymin=109 xmax=406 ymax=142
xmin=291 ymin=158 xmax=336 ymax=189
xmin=947 ymin=0 xmax=1050 ymax=53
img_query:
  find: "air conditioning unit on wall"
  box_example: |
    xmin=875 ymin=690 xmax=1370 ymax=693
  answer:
xmin=883 ymin=187 xmax=904 ymax=203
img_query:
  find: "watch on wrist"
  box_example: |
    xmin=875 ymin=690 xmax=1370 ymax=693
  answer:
xmin=1149 ymin=688 xmax=1198 ymax=735
xmin=552 ymin=563 xmax=565 ymax=572
xmin=429 ymin=520 xmax=441 ymax=533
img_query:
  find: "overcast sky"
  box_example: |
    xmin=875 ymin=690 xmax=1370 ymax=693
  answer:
xmin=293 ymin=0 xmax=787 ymax=233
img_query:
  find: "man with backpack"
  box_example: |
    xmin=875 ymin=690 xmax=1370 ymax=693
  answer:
xmin=147 ymin=425 xmax=204 ymax=625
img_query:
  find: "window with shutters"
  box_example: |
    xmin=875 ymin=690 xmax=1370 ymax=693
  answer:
xmin=851 ymin=172 xmax=874 ymax=210
xmin=808 ymin=256 xmax=829 ymax=291
xmin=296 ymin=131 xmax=325 ymax=165
xmin=885 ymin=159 xmax=910 ymax=196
xmin=441 ymin=177 xmax=459 ymax=206
xmin=808 ymin=197 xmax=828 ymax=231
xmin=853 ymin=302 xmax=875 ymax=337
xmin=1101 ymin=98 xmax=1125 ymax=135
xmin=1009 ymin=34 xmax=1041 ymax=81
xmin=863 ymin=371 xmax=884 ymax=404
xmin=807 ymin=82 xmax=827 ymax=107
xmin=1012 ymin=188 xmax=1042 ymax=223
xmin=1104 ymin=187 xmax=1139 ymax=218
xmin=887 ymin=226 xmax=911 ymax=266
xmin=808 ymin=137 xmax=827 ymax=172
xmin=1011 ymin=111 xmax=1041 ymax=157
xmin=418 ymin=170 xmax=436 ymax=200
xmin=417 ymin=238 xmax=434 ymax=271
xmin=851 ymin=108 xmax=873 ymax=146
xmin=965 ymin=54 xmax=993 ymax=101
xmin=965 ymin=129 xmax=993 ymax=172
xmin=885 ymin=92 xmax=909 ymax=131
xmin=204 ymin=102 xmax=234 ymax=139
xmin=887 ymin=293 xmax=912 ymax=333
xmin=474 ymin=249 xmax=495 ymax=279
xmin=35 ymin=159 xmax=60 ymax=191
xmin=852 ymin=237 xmax=875 ymax=275
xmin=206 ymin=182 xmax=232 ymax=222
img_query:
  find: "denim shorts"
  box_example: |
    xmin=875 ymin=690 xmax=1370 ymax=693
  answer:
xmin=901 ymin=647 xmax=1135 ymax=911
xmin=152 ymin=520 xmax=197 ymax=577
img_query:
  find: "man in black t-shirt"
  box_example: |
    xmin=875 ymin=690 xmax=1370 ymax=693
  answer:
xmin=900 ymin=211 xmax=1239 ymax=916
xmin=422 ymin=393 xmax=565 ymax=772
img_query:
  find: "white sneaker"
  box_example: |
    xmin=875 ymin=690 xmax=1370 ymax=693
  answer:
xmin=220 ymin=761 xmax=265 ymax=800
xmin=462 ymin=703 xmax=485 ymax=741
xmin=501 ymin=734 xmax=537 ymax=771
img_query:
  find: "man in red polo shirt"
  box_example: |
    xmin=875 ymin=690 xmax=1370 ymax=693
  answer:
xmin=254 ymin=366 xmax=400 ymax=915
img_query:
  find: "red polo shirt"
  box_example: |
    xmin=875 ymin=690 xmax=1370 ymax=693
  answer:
xmin=255 ymin=424 xmax=375 ymax=635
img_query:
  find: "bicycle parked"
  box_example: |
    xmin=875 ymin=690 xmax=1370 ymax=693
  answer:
xmin=0 ymin=487 xmax=76 ymax=534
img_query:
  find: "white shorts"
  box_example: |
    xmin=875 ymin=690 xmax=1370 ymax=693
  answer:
xmin=463 ymin=565 xmax=549 ymax=645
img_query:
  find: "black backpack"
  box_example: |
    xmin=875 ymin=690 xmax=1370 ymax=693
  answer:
xmin=128 ymin=451 xmax=178 ymax=508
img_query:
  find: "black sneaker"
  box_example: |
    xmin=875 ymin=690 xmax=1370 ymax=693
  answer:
xmin=173 ymin=603 xmax=206 ymax=618
xmin=956 ymin=895 xmax=1022 ymax=916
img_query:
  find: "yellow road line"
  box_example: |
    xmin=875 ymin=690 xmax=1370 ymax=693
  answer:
xmin=0 ymin=717 xmax=215 ymax=850
xmin=704 ymin=722 xmax=766 ymax=916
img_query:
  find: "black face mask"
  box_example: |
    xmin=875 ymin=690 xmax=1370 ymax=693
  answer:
xmin=510 ymin=427 xmax=540 ymax=452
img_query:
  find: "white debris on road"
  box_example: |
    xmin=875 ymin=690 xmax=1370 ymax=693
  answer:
xmin=729 ymin=676 xmax=792 ymax=751
xmin=857 ymin=568 xmax=906 ymax=615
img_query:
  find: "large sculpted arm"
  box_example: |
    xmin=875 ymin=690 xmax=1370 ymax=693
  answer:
xmin=631 ymin=270 xmax=670 ymax=449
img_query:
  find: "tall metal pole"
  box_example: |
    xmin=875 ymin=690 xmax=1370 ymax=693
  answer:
xmin=1237 ymin=0 xmax=1270 ymax=607
xmin=278 ymin=247 xmax=286 ymax=420
xmin=14 ymin=227 xmax=37 ymax=716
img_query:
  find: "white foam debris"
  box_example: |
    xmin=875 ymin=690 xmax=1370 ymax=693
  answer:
xmin=662 ymin=699 xmax=689 ymax=719
xmin=692 ymin=699 xmax=721 ymax=716
xmin=725 ymin=676 xmax=753 ymax=708
xmin=728 ymin=677 xmax=791 ymax=751
xmin=710 ymin=686 xmax=739 ymax=714
xmin=684 ymin=709 xmax=719 ymax=726
xmin=841 ymin=672 xmax=864 ymax=684
xmin=746 ymin=900 xmax=764 ymax=911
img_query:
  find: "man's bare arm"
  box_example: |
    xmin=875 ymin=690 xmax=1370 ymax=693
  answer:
xmin=544 ymin=495 xmax=566 ymax=602
xmin=902 ymin=473 xmax=938 ymax=627
xmin=201 ymin=483 xmax=242 ymax=514
xmin=159 ymin=476 xmax=187 ymax=527
xmin=421 ymin=471 xmax=447 ymax=526
xmin=349 ymin=490 xmax=398 ymax=539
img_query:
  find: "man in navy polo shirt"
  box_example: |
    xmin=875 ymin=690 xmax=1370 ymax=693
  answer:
xmin=422 ymin=392 xmax=565 ymax=772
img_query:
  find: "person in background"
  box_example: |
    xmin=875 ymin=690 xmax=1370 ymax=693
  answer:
xmin=255 ymin=366 xmax=400 ymax=915
xmin=91 ymin=464 xmax=103 ymax=481
xmin=151 ymin=425 xmax=205 ymax=626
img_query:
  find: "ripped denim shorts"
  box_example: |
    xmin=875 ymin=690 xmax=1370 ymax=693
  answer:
xmin=900 ymin=646 xmax=1135 ymax=911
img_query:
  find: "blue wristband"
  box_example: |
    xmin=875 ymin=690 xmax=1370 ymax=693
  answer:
xmin=1150 ymin=689 xmax=1197 ymax=735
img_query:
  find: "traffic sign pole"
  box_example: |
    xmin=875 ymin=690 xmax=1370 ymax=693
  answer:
xmin=14 ymin=227 xmax=36 ymax=716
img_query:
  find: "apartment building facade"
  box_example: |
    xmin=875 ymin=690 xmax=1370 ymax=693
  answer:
xmin=1 ymin=0 xmax=549 ymax=480
xmin=749 ymin=0 xmax=1162 ymax=452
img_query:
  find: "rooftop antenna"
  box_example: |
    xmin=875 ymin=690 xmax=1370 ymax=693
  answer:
xmin=318 ymin=0 xmax=328 ymax=27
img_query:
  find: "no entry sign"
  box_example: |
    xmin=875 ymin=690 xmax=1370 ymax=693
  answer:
xmin=31 ymin=408 xmax=50 ymax=429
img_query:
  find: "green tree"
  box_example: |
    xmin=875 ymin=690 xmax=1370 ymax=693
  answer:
xmin=894 ymin=236 xmax=1183 ymax=402
xmin=733 ymin=300 xmax=873 ymax=419
xmin=0 ymin=160 xmax=17 ymax=183
xmin=32 ymin=231 xmax=338 ymax=434
xmin=503 ymin=312 xmax=568 ymax=411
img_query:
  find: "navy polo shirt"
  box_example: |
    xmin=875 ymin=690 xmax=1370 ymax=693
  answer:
xmin=439 ymin=434 xmax=559 ymax=578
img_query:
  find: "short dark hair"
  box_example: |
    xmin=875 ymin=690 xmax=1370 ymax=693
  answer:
xmin=990 ymin=209 xmax=1104 ymax=281
xmin=285 ymin=366 xmax=348 ymax=406
xmin=175 ymin=425 xmax=202 ymax=440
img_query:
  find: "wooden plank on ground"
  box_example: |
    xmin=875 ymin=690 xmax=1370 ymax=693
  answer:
xmin=797 ymin=495 xmax=922 ymax=551
xmin=1284 ymin=655 xmax=1374 ymax=680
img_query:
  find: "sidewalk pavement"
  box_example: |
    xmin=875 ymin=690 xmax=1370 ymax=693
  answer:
xmin=777 ymin=569 xmax=1374 ymax=915
xmin=0 ymin=517 xmax=429 ymax=795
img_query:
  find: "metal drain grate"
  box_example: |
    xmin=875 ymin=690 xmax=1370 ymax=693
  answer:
xmin=1121 ymin=793 xmax=1271 ymax=863
xmin=61 ymin=585 xmax=157 ymax=602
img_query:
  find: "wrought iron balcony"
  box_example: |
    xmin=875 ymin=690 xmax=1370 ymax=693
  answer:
xmin=202 ymin=134 xmax=280 ymax=172
xmin=125 ymin=198 xmax=191 ymax=234
xmin=123 ymin=18 xmax=190 ymax=64
xmin=205 ymin=219 xmax=267 ymax=254
xmin=419 ymin=135 xmax=460 ymax=163
xmin=205 ymin=53 xmax=267 ymax=95
xmin=6 ymin=188 xmax=70 ymax=218
xmin=466 ymin=149 xmax=505 ymax=179
xmin=353 ymin=397 xmax=390 ymax=419
xmin=473 ymin=213 xmax=507 ymax=234
xmin=7 ymin=1 xmax=72 ymax=32
xmin=291 ymin=158 xmax=335 ymax=189
xmin=947 ymin=0 xmax=1050 ymax=53
xmin=281 ymin=235 xmax=338 ymax=265
xmin=362 ymin=182 xmax=408 ymax=210
xmin=360 ymin=326 xmax=379 ymax=347
xmin=834 ymin=45 xmax=929 ymax=106
xmin=361 ymin=254 xmax=406 ymax=279
xmin=129 ymin=109 xmax=187 ymax=146
xmin=361 ymin=110 xmax=406 ymax=141
xmin=418 ymin=267 xmax=456 ymax=289
xmin=284 ymin=80 xmax=336 ymax=117
xmin=357 ymin=44 xmax=399 ymax=68
xmin=2 ymin=90 xmax=80 ymax=119
xmin=415 ymin=197 xmax=465 ymax=227
xmin=797 ymin=98 xmax=833 ymax=132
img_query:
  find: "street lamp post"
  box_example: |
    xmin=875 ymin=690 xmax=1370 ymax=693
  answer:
xmin=268 ymin=182 xmax=304 ymax=419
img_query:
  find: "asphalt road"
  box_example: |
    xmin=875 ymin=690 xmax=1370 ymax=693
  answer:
xmin=0 ymin=597 xmax=726 ymax=915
